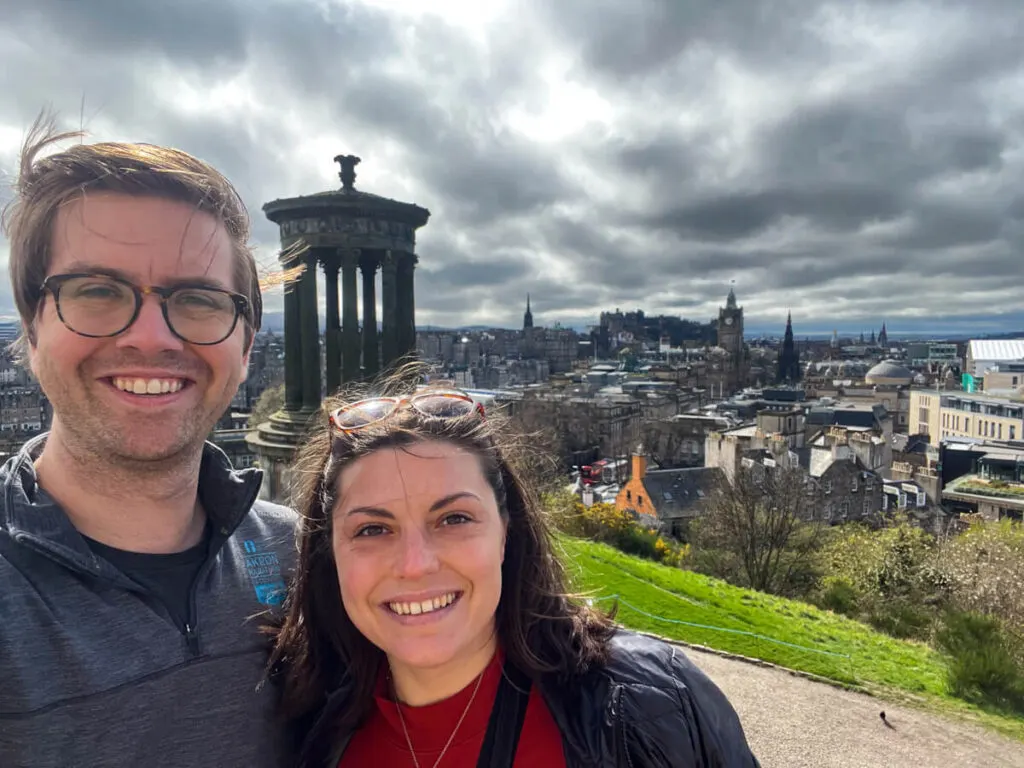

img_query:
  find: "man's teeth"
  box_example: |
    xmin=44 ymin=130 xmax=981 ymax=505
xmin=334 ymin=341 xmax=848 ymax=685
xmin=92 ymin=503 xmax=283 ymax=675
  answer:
xmin=388 ymin=592 xmax=458 ymax=616
xmin=113 ymin=377 xmax=185 ymax=395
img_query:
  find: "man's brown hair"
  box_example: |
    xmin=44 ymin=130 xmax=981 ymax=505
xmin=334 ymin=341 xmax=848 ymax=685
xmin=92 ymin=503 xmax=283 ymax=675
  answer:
xmin=1 ymin=112 xmax=263 ymax=357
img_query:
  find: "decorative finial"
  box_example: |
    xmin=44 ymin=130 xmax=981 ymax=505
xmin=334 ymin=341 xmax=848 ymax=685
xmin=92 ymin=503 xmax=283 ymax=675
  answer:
xmin=334 ymin=154 xmax=361 ymax=191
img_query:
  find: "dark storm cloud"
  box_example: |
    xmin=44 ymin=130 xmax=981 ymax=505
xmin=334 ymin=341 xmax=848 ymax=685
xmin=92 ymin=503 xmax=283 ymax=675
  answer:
xmin=641 ymin=185 xmax=903 ymax=240
xmin=418 ymin=250 xmax=532 ymax=289
xmin=1 ymin=0 xmax=1023 ymax=329
xmin=0 ymin=1 xmax=247 ymax=70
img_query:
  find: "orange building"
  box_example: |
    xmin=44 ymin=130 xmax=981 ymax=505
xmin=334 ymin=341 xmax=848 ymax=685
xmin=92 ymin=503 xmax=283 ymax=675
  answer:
xmin=615 ymin=446 xmax=722 ymax=538
xmin=615 ymin=448 xmax=656 ymax=518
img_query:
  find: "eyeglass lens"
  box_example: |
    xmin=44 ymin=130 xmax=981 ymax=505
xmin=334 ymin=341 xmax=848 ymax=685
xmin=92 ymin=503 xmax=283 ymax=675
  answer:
xmin=55 ymin=275 xmax=238 ymax=344
xmin=333 ymin=399 xmax=400 ymax=429
xmin=413 ymin=394 xmax=476 ymax=418
xmin=332 ymin=395 xmax=476 ymax=431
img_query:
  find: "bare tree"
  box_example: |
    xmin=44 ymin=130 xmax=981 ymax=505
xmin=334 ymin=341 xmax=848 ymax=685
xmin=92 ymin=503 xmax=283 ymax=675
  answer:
xmin=247 ymin=384 xmax=285 ymax=429
xmin=639 ymin=420 xmax=682 ymax=468
xmin=692 ymin=463 xmax=827 ymax=595
xmin=507 ymin=421 xmax=567 ymax=495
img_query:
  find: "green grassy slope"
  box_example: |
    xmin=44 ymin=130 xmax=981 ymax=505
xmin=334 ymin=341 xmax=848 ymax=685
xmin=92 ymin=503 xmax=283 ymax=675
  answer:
xmin=557 ymin=536 xmax=1024 ymax=740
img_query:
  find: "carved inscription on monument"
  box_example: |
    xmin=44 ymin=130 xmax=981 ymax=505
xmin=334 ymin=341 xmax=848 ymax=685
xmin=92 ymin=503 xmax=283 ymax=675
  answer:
xmin=279 ymin=216 xmax=413 ymax=243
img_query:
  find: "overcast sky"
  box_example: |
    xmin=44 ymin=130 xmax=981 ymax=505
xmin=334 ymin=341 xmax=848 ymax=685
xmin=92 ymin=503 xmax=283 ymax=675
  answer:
xmin=1 ymin=0 xmax=1022 ymax=336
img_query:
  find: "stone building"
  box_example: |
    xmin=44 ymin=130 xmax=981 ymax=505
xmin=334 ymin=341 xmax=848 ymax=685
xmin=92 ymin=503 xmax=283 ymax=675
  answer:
xmin=0 ymin=387 xmax=47 ymax=433
xmin=497 ymin=391 xmax=641 ymax=466
xmin=639 ymin=413 xmax=732 ymax=468
xmin=715 ymin=286 xmax=747 ymax=395
xmin=911 ymin=389 xmax=1024 ymax=446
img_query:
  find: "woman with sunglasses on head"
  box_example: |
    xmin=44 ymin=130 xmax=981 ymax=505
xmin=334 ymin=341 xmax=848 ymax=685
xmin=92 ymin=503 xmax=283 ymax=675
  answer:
xmin=268 ymin=367 xmax=760 ymax=768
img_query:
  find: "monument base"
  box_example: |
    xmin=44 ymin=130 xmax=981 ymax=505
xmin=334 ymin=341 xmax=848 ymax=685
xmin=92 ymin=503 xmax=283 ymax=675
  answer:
xmin=245 ymin=407 xmax=320 ymax=504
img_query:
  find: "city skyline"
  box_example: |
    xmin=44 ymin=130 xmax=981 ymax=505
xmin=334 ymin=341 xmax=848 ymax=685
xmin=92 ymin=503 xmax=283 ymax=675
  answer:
xmin=1 ymin=1 xmax=1023 ymax=332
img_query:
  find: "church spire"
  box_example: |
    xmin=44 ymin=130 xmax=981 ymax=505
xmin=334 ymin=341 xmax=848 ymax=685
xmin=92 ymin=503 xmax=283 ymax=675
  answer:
xmin=777 ymin=311 xmax=800 ymax=384
xmin=523 ymin=293 xmax=533 ymax=329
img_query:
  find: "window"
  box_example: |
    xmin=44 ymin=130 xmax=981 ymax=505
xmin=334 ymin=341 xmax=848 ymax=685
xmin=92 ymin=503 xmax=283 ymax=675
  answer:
xmin=852 ymin=477 xmax=858 ymax=492
xmin=638 ymin=495 xmax=644 ymax=506
xmin=626 ymin=490 xmax=631 ymax=501
xmin=999 ymin=423 xmax=1003 ymax=439
xmin=1012 ymin=426 xmax=1017 ymax=440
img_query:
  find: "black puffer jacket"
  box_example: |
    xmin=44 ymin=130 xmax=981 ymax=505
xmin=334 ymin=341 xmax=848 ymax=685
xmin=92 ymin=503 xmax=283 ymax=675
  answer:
xmin=298 ymin=631 xmax=760 ymax=767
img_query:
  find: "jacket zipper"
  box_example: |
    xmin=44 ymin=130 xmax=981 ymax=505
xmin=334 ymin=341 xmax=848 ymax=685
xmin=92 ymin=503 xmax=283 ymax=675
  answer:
xmin=182 ymin=623 xmax=200 ymax=657
xmin=18 ymin=479 xmax=259 ymax=663
xmin=181 ymin=481 xmax=262 ymax=661
xmin=608 ymin=686 xmax=634 ymax=768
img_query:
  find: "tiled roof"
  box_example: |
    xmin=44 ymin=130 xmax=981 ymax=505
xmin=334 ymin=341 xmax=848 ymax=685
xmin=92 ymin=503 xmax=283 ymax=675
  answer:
xmin=641 ymin=466 xmax=724 ymax=521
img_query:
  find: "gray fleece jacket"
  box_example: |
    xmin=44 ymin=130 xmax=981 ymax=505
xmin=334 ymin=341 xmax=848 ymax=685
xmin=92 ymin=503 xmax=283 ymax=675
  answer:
xmin=0 ymin=435 xmax=298 ymax=768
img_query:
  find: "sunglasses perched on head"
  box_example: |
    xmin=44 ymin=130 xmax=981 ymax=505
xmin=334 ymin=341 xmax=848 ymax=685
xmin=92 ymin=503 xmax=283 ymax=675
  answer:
xmin=328 ymin=391 xmax=486 ymax=434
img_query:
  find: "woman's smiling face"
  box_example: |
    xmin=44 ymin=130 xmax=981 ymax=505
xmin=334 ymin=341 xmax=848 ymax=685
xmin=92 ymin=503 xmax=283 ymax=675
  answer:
xmin=331 ymin=440 xmax=506 ymax=677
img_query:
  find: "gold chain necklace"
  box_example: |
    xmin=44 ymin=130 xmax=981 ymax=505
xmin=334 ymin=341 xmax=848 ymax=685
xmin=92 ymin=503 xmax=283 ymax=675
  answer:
xmin=393 ymin=669 xmax=486 ymax=768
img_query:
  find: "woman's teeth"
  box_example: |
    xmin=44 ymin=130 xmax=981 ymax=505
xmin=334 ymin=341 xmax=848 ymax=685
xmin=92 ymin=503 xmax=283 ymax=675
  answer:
xmin=388 ymin=592 xmax=458 ymax=616
xmin=113 ymin=378 xmax=185 ymax=395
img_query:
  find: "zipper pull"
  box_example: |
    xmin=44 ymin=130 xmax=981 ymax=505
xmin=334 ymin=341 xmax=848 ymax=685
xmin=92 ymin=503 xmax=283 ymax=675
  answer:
xmin=183 ymin=623 xmax=200 ymax=657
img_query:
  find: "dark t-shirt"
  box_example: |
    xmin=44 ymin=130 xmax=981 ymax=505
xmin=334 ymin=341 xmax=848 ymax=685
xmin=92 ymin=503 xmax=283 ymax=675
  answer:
xmin=84 ymin=526 xmax=211 ymax=629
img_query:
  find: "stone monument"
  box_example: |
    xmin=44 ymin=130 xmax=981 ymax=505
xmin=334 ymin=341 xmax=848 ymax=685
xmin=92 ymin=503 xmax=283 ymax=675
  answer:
xmin=247 ymin=155 xmax=431 ymax=501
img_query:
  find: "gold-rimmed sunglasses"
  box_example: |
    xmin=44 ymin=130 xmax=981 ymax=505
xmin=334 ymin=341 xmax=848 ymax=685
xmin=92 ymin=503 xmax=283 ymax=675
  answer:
xmin=328 ymin=391 xmax=486 ymax=434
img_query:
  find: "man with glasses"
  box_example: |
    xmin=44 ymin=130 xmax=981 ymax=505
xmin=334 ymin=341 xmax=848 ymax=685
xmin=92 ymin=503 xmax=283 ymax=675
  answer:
xmin=0 ymin=117 xmax=297 ymax=767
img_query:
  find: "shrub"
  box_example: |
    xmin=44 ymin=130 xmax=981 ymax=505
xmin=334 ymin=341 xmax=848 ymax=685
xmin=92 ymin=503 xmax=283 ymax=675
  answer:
xmin=816 ymin=515 xmax=941 ymax=638
xmin=545 ymin=495 xmax=688 ymax=568
xmin=868 ymin=599 xmax=934 ymax=640
xmin=816 ymin=575 xmax=860 ymax=617
xmin=934 ymin=519 xmax=1024 ymax=637
xmin=935 ymin=611 xmax=1024 ymax=714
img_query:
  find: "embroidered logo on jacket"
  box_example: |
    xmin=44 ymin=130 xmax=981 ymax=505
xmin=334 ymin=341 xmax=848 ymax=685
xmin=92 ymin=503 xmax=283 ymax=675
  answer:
xmin=242 ymin=539 xmax=287 ymax=605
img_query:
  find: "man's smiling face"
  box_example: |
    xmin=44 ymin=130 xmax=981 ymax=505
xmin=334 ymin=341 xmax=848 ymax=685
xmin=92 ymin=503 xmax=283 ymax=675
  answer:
xmin=29 ymin=192 xmax=251 ymax=463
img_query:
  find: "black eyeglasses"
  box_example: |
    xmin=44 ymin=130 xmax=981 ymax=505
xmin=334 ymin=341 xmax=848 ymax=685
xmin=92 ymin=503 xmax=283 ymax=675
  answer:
xmin=40 ymin=272 xmax=250 ymax=346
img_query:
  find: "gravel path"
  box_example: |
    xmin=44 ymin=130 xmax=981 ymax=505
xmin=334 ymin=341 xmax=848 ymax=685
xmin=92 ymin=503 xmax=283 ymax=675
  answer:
xmin=686 ymin=647 xmax=1024 ymax=768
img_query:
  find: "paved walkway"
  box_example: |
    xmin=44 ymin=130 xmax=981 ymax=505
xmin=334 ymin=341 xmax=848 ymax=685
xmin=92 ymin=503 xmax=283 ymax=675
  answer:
xmin=687 ymin=648 xmax=1024 ymax=768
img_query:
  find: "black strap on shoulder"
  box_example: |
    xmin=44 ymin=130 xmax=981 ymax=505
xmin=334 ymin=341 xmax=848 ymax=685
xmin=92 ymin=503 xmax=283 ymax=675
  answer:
xmin=476 ymin=661 xmax=532 ymax=768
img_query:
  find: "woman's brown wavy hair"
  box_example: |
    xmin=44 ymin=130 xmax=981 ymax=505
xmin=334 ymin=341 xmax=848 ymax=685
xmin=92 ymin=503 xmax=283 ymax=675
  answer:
xmin=267 ymin=363 xmax=615 ymax=740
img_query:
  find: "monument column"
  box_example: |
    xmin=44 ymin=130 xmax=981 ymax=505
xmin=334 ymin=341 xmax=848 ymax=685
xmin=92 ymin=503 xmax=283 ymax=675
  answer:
xmin=322 ymin=257 xmax=341 ymax=395
xmin=360 ymin=251 xmax=379 ymax=378
xmin=380 ymin=249 xmax=399 ymax=369
xmin=299 ymin=249 xmax=321 ymax=411
xmin=340 ymin=248 xmax=361 ymax=383
xmin=282 ymin=249 xmax=303 ymax=412
xmin=396 ymin=253 xmax=418 ymax=358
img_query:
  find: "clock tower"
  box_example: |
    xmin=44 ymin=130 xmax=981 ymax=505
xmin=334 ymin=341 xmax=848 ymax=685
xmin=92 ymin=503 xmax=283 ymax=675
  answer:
xmin=717 ymin=286 xmax=746 ymax=393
